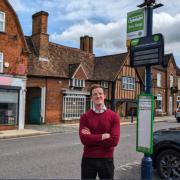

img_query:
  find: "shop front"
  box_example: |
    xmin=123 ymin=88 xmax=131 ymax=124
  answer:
xmin=0 ymin=75 xmax=26 ymax=131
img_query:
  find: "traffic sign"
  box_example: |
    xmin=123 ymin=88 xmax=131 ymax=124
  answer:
xmin=130 ymin=33 xmax=164 ymax=67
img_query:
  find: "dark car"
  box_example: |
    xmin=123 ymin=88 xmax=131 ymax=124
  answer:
xmin=175 ymin=107 xmax=180 ymax=123
xmin=152 ymin=127 xmax=180 ymax=179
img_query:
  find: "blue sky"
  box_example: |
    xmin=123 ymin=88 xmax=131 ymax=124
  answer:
xmin=9 ymin=0 xmax=180 ymax=67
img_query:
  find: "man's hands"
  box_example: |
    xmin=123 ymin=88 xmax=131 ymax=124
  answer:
xmin=101 ymin=133 xmax=111 ymax=140
xmin=81 ymin=127 xmax=111 ymax=140
xmin=81 ymin=128 xmax=91 ymax=134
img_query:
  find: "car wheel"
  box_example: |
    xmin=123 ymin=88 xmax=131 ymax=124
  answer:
xmin=156 ymin=149 xmax=180 ymax=179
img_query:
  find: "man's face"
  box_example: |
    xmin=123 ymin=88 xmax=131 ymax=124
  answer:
xmin=91 ymin=87 xmax=106 ymax=106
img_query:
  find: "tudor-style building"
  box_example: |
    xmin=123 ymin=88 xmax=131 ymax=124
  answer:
xmin=0 ymin=0 xmax=29 ymax=130
xmin=93 ymin=53 xmax=142 ymax=117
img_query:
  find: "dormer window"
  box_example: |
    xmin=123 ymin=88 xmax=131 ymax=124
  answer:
xmin=101 ymin=81 xmax=108 ymax=89
xmin=0 ymin=11 xmax=5 ymax=32
xmin=70 ymin=78 xmax=85 ymax=88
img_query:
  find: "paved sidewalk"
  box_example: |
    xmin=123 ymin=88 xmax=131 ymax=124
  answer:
xmin=0 ymin=116 xmax=177 ymax=139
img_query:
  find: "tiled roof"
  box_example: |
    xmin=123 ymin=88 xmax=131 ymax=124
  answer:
xmin=69 ymin=63 xmax=80 ymax=77
xmin=164 ymin=53 xmax=173 ymax=66
xmin=176 ymin=66 xmax=180 ymax=76
xmin=93 ymin=53 xmax=128 ymax=81
xmin=26 ymin=37 xmax=95 ymax=78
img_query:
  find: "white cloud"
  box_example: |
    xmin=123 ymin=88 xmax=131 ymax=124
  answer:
xmin=154 ymin=12 xmax=180 ymax=58
xmin=9 ymin=0 xmax=34 ymax=12
xmin=50 ymin=19 xmax=127 ymax=55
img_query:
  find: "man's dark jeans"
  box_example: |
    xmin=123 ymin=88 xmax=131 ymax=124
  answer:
xmin=81 ymin=157 xmax=114 ymax=179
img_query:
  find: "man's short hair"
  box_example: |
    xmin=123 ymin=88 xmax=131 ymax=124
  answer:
xmin=90 ymin=84 xmax=104 ymax=96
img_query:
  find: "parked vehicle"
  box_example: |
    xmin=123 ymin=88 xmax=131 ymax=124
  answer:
xmin=152 ymin=127 xmax=180 ymax=179
xmin=175 ymin=107 xmax=180 ymax=123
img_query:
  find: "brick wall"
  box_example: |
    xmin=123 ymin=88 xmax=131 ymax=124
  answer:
xmin=0 ymin=0 xmax=28 ymax=75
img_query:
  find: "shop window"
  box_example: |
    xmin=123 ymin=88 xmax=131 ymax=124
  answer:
xmin=63 ymin=94 xmax=86 ymax=120
xmin=122 ymin=76 xmax=135 ymax=90
xmin=0 ymin=11 xmax=5 ymax=32
xmin=156 ymin=94 xmax=162 ymax=111
xmin=0 ymin=52 xmax=3 ymax=73
xmin=0 ymin=89 xmax=19 ymax=125
xmin=157 ymin=73 xmax=161 ymax=87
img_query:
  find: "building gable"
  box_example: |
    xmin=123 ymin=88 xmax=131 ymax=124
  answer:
xmin=72 ymin=64 xmax=88 ymax=80
xmin=168 ymin=55 xmax=177 ymax=70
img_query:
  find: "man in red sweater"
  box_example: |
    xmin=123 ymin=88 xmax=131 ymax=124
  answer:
xmin=79 ymin=84 xmax=120 ymax=179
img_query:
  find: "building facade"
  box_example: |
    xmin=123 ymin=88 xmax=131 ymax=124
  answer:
xmin=0 ymin=0 xmax=29 ymax=130
xmin=138 ymin=54 xmax=179 ymax=116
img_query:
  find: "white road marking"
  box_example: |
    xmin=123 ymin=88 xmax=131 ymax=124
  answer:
xmin=116 ymin=161 xmax=141 ymax=171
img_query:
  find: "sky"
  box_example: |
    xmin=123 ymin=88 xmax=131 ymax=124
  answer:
xmin=9 ymin=0 xmax=180 ymax=67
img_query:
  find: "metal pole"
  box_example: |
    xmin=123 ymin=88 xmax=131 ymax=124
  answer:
xmin=141 ymin=6 xmax=153 ymax=180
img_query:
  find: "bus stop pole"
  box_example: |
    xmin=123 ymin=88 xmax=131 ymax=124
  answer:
xmin=141 ymin=6 xmax=153 ymax=180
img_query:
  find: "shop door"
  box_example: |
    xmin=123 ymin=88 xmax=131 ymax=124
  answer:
xmin=29 ymin=97 xmax=41 ymax=124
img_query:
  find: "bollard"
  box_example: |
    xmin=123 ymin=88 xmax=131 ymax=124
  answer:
xmin=141 ymin=155 xmax=152 ymax=180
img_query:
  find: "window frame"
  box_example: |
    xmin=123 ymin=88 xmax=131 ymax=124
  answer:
xmin=0 ymin=11 xmax=5 ymax=32
xmin=156 ymin=93 xmax=162 ymax=111
xmin=178 ymin=78 xmax=180 ymax=90
xmin=170 ymin=74 xmax=174 ymax=88
xmin=122 ymin=76 xmax=135 ymax=90
xmin=101 ymin=81 xmax=109 ymax=89
xmin=63 ymin=94 xmax=86 ymax=120
xmin=157 ymin=73 xmax=161 ymax=87
xmin=70 ymin=78 xmax=85 ymax=88
xmin=0 ymin=52 xmax=3 ymax=73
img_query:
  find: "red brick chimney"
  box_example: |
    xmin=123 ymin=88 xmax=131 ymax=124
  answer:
xmin=31 ymin=11 xmax=49 ymax=61
xmin=80 ymin=35 xmax=93 ymax=53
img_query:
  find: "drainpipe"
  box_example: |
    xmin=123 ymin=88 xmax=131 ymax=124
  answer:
xmin=111 ymin=81 xmax=116 ymax=111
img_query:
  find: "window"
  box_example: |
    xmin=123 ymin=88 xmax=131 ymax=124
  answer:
xmin=170 ymin=74 xmax=173 ymax=88
xmin=63 ymin=94 xmax=86 ymax=120
xmin=0 ymin=89 xmax=19 ymax=125
xmin=101 ymin=81 xmax=108 ymax=89
xmin=0 ymin=52 xmax=3 ymax=73
xmin=178 ymin=78 xmax=180 ymax=90
xmin=122 ymin=76 xmax=135 ymax=90
xmin=70 ymin=79 xmax=85 ymax=88
xmin=156 ymin=94 xmax=162 ymax=111
xmin=157 ymin=73 xmax=161 ymax=87
xmin=0 ymin=11 xmax=5 ymax=32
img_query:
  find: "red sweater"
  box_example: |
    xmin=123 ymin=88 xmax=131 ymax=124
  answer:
xmin=79 ymin=109 xmax=120 ymax=158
